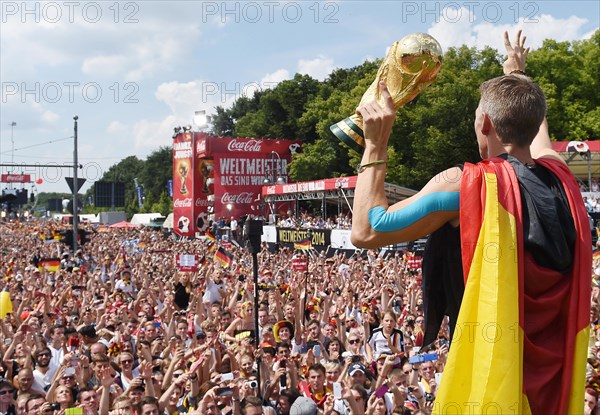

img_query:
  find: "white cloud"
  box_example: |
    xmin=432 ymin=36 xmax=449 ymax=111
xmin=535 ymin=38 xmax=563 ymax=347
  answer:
xmin=30 ymin=102 xmax=60 ymax=125
xmin=132 ymin=114 xmax=178 ymax=151
xmin=1 ymin=9 xmax=200 ymax=82
xmin=106 ymin=121 xmax=127 ymax=134
xmin=429 ymin=7 xmax=591 ymax=52
xmin=297 ymin=55 xmax=335 ymax=81
xmin=41 ymin=110 xmax=59 ymax=124
xmin=582 ymin=27 xmax=599 ymax=39
xmin=82 ymin=55 xmax=129 ymax=77
xmin=260 ymin=69 xmax=290 ymax=90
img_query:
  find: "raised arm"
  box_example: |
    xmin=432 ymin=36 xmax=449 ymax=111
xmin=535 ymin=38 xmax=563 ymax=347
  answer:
xmin=502 ymin=30 xmax=564 ymax=165
xmin=351 ymin=82 xmax=460 ymax=250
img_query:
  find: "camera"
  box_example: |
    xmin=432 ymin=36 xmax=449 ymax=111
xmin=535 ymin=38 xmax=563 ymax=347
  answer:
xmin=50 ymin=404 xmax=61 ymax=411
xmin=246 ymin=380 xmax=258 ymax=389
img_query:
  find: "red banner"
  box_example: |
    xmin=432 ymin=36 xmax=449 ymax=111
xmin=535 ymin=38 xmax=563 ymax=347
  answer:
xmin=263 ymin=176 xmax=358 ymax=197
xmin=292 ymin=256 xmax=308 ymax=272
xmin=213 ymin=152 xmax=292 ymax=219
xmin=173 ymin=133 xmax=302 ymax=235
xmin=407 ymin=256 xmax=423 ymax=269
xmin=173 ymin=132 xmax=195 ymax=237
xmin=1 ymin=174 xmax=31 ymax=183
xmin=194 ymin=134 xmax=301 ymax=157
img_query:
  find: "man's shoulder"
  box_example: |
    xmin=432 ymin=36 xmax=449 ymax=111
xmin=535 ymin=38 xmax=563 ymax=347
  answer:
xmin=422 ymin=167 xmax=463 ymax=194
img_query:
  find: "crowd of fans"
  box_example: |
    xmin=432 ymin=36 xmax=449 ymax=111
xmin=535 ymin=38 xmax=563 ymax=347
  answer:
xmin=0 ymin=216 xmax=599 ymax=415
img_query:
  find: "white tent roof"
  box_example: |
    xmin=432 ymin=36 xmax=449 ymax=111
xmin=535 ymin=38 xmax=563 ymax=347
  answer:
xmin=163 ymin=213 xmax=174 ymax=229
xmin=130 ymin=213 xmax=164 ymax=226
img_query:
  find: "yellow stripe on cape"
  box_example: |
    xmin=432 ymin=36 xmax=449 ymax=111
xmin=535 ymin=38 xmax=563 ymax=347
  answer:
xmin=434 ymin=172 xmax=531 ymax=414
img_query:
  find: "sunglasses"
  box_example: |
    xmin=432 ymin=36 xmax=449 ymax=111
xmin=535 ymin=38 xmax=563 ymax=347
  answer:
xmin=121 ymin=359 xmax=133 ymax=364
xmin=173 ymin=373 xmax=183 ymax=378
xmin=348 ymin=339 xmax=360 ymax=344
xmin=62 ymin=376 xmax=75 ymax=381
xmin=0 ymin=390 xmax=13 ymax=395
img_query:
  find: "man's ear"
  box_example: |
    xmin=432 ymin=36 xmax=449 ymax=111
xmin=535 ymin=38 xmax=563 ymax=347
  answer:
xmin=480 ymin=112 xmax=492 ymax=135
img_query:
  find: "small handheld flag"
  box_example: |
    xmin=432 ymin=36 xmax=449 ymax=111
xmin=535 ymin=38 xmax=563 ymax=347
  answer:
xmin=294 ymin=238 xmax=311 ymax=251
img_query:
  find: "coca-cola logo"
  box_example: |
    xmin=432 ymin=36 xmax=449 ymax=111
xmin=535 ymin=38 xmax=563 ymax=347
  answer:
xmin=220 ymin=192 xmax=254 ymax=204
xmin=195 ymin=198 xmax=210 ymax=207
xmin=227 ymin=139 xmax=262 ymax=152
xmin=174 ymin=198 xmax=192 ymax=208
xmin=335 ymin=177 xmax=350 ymax=188
xmin=196 ymin=140 xmax=206 ymax=153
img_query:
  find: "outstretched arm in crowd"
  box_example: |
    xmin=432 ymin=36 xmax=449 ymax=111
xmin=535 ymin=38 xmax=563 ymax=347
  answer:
xmin=319 ymin=293 xmax=332 ymax=326
xmin=227 ymin=281 xmax=241 ymax=311
xmin=98 ymin=366 xmax=113 ymax=415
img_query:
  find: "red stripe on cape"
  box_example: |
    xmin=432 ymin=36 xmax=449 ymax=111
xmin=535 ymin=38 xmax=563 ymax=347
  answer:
xmin=460 ymin=157 xmax=591 ymax=414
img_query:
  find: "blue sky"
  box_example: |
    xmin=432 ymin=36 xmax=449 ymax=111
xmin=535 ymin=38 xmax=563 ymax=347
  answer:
xmin=1 ymin=0 xmax=598 ymax=194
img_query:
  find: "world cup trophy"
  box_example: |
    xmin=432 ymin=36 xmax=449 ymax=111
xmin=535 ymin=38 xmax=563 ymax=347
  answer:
xmin=178 ymin=161 xmax=190 ymax=195
xmin=331 ymin=33 xmax=443 ymax=152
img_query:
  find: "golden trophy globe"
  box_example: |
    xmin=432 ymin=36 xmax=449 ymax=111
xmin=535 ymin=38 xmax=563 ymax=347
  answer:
xmin=331 ymin=33 xmax=443 ymax=152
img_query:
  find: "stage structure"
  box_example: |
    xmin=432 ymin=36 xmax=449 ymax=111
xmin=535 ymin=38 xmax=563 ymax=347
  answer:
xmin=172 ymin=131 xmax=301 ymax=237
xmin=262 ymin=175 xmax=417 ymax=221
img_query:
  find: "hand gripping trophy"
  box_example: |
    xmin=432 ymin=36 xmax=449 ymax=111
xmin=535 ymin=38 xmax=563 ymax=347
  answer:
xmin=331 ymin=33 xmax=443 ymax=152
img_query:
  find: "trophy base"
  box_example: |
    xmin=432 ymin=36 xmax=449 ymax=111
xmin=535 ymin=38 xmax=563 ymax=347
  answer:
xmin=330 ymin=117 xmax=365 ymax=153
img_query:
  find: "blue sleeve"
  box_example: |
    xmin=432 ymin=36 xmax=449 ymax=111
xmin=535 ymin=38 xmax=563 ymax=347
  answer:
xmin=368 ymin=192 xmax=459 ymax=232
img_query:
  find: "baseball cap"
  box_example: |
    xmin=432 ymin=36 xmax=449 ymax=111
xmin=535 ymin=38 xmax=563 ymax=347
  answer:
xmin=289 ymin=397 xmax=317 ymax=415
xmin=348 ymin=362 xmax=366 ymax=376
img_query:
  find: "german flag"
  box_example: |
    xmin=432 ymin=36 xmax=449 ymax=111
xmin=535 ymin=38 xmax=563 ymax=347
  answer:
xmin=205 ymin=229 xmax=216 ymax=242
xmin=207 ymin=242 xmax=217 ymax=253
xmin=434 ymin=158 xmax=591 ymax=414
xmin=294 ymin=238 xmax=311 ymax=251
xmin=214 ymin=247 xmax=233 ymax=268
xmin=52 ymin=229 xmax=62 ymax=240
xmin=38 ymin=258 xmax=60 ymax=272
xmin=593 ymin=249 xmax=600 ymax=261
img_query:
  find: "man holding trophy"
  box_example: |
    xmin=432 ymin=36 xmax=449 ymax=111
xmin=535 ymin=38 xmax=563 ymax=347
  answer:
xmin=349 ymin=31 xmax=591 ymax=414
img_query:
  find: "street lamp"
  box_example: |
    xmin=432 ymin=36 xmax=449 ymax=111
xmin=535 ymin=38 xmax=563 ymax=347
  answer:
xmin=9 ymin=121 xmax=16 ymax=167
xmin=265 ymin=151 xmax=285 ymax=185
xmin=194 ymin=110 xmax=208 ymax=130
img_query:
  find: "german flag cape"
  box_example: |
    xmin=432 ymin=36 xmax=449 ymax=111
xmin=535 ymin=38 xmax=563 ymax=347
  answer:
xmin=434 ymin=157 xmax=591 ymax=414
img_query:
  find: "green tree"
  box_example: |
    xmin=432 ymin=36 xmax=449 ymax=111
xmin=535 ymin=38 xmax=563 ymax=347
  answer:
xmin=527 ymin=31 xmax=599 ymax=142
xmin=151 ymin=191 xmax=172 ymax=216
xmin=137 ymin=146 xmax=173 ymax=208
